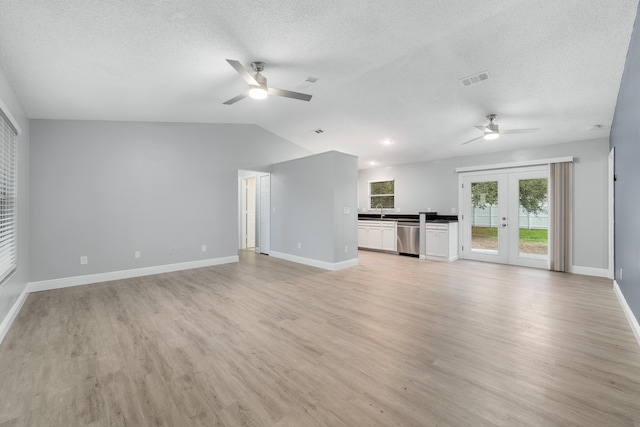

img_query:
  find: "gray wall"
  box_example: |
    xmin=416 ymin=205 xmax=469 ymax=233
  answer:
xmin=611 ymin=2 xmax=640 ymax=324
xmin=0 ymin=65 xmax=30 ymax=327
xmin=29 ymin=120 xmax=310 ymax=282
xmin=359 ymin=138 xmax=610 ymax=270
xmin=271 ymin=151 xmax=358 ymax=264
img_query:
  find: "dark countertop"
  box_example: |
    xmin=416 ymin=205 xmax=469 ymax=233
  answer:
xmin=358 ymin=213 xmax=458 ymax=223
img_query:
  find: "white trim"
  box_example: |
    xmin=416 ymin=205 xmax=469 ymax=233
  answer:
xmin=27 ymin=256 xmax=239 ymax=293
xmin=270 ymin=251 xmax=359 ymax=271
xmin=570 ymin=265 xmax=610 ymax=278
xmin=614 ymin=280 xmax=640 ymax=347
xmin=608 ymin=148 xmax=614 ymax=279
xmin=0 ymin=287 xmax=29 ymax=344
xmin=0 ymin=97 xmax=22 ymax=135
xmin=455 ymin=156 xmax=573 ymax=173
xmin=424 ymin=255 xmax=459 ymax=262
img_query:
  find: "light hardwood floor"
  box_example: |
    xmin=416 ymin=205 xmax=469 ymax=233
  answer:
xmin=1 ymin=250 xmax=639 ymax=426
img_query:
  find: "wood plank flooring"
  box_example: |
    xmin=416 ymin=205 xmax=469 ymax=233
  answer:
xmin=1 ymin=250 xmax=639 ymax=426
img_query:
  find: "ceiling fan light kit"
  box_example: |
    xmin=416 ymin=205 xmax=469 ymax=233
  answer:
xmin=249 ymin=86 xmax=268 ymax=100
xmin=223 ymin=59 xmax=312 ymax=105
xmin=462 ymin=113 xmax=540 ymax=145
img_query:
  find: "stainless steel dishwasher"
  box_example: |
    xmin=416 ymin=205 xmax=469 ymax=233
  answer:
xmin=397 ymin=221 xmax=420 ymax=256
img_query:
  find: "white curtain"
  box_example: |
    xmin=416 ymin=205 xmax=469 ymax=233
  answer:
xmin=549 ymin=162 xmax=572 ymax=272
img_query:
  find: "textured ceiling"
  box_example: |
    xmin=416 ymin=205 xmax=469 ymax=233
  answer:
xmin=0 ymin=0 xmax=637 ymax=168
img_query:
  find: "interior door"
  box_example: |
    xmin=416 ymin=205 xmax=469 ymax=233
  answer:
xmin=245 ymin=177 xmax=256 ymax=248
xmin=259 ymin=174 xmax=270 ymax=255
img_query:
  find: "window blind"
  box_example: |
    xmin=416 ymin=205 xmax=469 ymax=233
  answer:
xmin=0 ymin=108 xmax=16 ymax=284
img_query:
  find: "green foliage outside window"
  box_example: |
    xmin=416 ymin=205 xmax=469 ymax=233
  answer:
xmin=370 ymin=180 xmax=394 ymax=209
xmin=471 ymin=178 xmax=547 ymax=215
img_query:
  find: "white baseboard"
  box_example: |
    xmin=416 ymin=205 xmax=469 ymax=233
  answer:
xmin=27 ymin=256 xmax=239 ymax=293
xmin=0 ymin=287 xmax=29 ymax=345
xmin=270 ymin=251 xmax=358 ymax=271
xmin=424 ymin=255 xmax=459 ymax=262
xmin=614 ymin=280 xmax=640 ymax=347
xmin=571 ymin=265 xmax=610 ymax=278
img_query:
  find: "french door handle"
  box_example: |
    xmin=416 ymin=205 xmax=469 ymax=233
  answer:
xmin=501 ymin=223 xmax=508 ymax=228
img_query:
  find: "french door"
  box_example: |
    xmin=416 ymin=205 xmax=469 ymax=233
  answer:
xmin=460 ymin=166 xmax=549 ymax=269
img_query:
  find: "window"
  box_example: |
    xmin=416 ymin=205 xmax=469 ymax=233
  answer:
xmin=369 ymin=180 xmax=394 ymax=209
xmin=0 ymin=107 xmax=17 ymax=284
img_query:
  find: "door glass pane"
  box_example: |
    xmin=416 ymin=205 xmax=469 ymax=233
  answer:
xmin=471 ymin=181 xmax=499 ymax=251
xmin=518 ymin=178 xmax=548 ymax=257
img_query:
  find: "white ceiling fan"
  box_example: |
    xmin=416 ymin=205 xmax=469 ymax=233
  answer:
xmin=461 ymin=114 xmax=539 ymax=145
xmin=223 ymin=59 xmax=312 ymax=105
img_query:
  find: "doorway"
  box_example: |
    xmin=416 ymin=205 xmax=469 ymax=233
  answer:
xmin=460 ymin=166 xmax=549 ymax=269
xmin=238 ymin=170 xmax=269 ymax=255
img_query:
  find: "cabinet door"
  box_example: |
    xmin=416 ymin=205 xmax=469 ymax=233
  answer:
xmin=426 ymin=229 xmax=437 ymax=256
xmin=381 ymin=226 xmax=396 ymax=251
xmin=436 ymin=231 xmax=449 ymax=257
xmin=369 ymin=227 xmax=382 ymax=249
xmin=357 ymin=226 xmax=369 ymax=248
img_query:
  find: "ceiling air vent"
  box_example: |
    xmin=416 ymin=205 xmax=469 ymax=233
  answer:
xmin=460 ymin=71 xmax=490 ymax=87
xmin=295 ymin=77 xmax=318 ymax=90
xmin=314 ymin=129 xmax=324 ymax=134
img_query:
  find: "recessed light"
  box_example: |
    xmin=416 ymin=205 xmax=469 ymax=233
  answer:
xmin=382 ymin=139 xmax=393 ymax=146
xmin=369 ymin=161 xmax=377 ymax=166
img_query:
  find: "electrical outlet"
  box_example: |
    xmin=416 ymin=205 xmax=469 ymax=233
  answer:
xmin=344 ymin=245 xmax=348 ymax=253
xmin=134 ymin=251 xmax=141 ymax=259
xmin=343 ymin=207 xmax=350 ymax=214
xmin=427 ymin=207 xmax=432 ymax=212
xmin=298 ymin=242 xmax=301 ymax=249
xmin=451 ymin=207 xmax=457 ymax=214
xmin=80 ymin=256 xmax=88 ymax=265
xmin=620 ymin=268 xmax=623 ymax=280
xmin=202 ymin=244 xmax=207 ymax=252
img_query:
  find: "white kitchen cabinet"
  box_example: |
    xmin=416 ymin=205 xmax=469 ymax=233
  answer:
xmin=381 ymin=222 xmax=397 ymax=251
xmin=358 ymin=220 xmax=397 ymax=252
xmin=425 ymin=222 xmax=458 ymax=261
xmin=357 ymin=225 xmax=370 ymax=248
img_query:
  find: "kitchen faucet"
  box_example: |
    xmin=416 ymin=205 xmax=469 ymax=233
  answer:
xmin=375 ymin=203 xmax=385 ymax=218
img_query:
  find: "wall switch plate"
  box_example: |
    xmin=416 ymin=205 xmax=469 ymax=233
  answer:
xmin=343 ymin=207 xmax=350 ymax=214
xmin=202 ymin=245 xmax=207 ymax=252
xmin=134 ymin=251 xmax=141 ymax=259
xmin=298 ymin=242 xmax=301 ymax=249
xmin=344 ymin=245 xmax=348 ymax=253
xmin=451 ymin=207 xmax=457 ymax=214
xmin=620 ymin=268 xmax=623 ymax=280
xmin=427 ymin=207 xmax=432 ymax=212
xmin=80 ymin=256 xmax=88 ymax=265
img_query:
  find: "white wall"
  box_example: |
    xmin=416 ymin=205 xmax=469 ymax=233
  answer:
xmin=271 ymin=151 xmax=358 ymax=266
xmin=29 ymin=120 xmax=310 ymax=282
xmin=359 ymin=138 xmax=610 ymax=270
xmin=0 ymin=65 xmax=30 ymax=337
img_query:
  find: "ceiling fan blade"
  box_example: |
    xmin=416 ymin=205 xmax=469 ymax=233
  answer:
xmin=461 ymin=135 xmax=484 ymax=145
xmin=474 ymin=125 xmax=489 ymax=132
xmin=226 ymin=59 xmax=258 ymax=86
xmin=268 ymin=87 xmax=312 ymax=101
xmin=501 ymin=128 xmax=540 ymax=134
xmin=223 ymin=91 xmax=249 ymax=105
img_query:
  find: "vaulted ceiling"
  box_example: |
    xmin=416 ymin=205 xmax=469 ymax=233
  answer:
xmin=0 ymin=0 xmax=637 ymax=168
